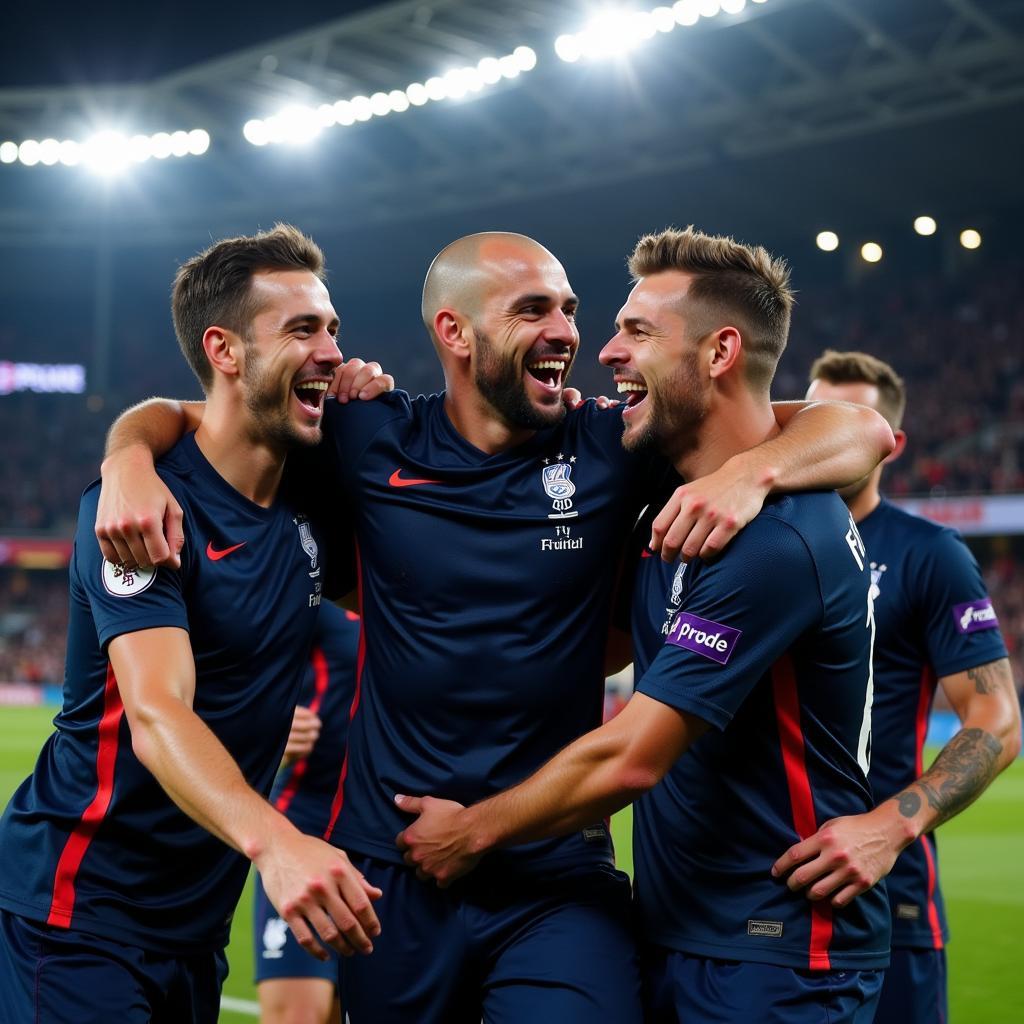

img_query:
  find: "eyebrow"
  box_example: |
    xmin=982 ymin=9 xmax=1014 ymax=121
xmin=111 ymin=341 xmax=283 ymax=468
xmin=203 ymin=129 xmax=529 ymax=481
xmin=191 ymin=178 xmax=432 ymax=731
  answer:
xmin=615 ymin=315 xmax=656 ymax=331
xmin=510 ymin=292 xmax=580 ymax=309
xmin=282 ymin=313 xmax=340 ymax=331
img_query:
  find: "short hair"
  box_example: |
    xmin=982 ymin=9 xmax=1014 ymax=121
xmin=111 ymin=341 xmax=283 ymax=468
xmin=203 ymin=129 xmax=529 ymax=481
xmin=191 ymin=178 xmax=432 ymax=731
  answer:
xmin=809 ymin=349 xmax=907 ymax=429
xmin=172 ymin=224 xmax=325 ymax=390
xmin=628 ymin=225 xmax=794 ymax=390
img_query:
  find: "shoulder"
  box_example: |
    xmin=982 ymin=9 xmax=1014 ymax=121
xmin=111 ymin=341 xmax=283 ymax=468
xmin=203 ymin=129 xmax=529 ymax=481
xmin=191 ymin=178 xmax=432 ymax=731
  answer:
xmin=322 ymin=389 xmax=420 ymax=429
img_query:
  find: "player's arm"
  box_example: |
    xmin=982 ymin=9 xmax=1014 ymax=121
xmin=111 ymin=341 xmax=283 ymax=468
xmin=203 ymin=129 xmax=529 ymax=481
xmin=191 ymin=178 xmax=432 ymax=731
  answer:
xmin=772 ymin=657 xmax=1021 ymax=908
xmin=95 ymin=359 xmax=393 ymax=569
xmin=395 ymin=693 xmax=707 ymax=886
xmin=282 ymin=704 xmax=322 ymax=765
xmin=651 ymin=400 xmax=895 ymax=561
xmin=109 ymin=626 xmax=382 ymax=958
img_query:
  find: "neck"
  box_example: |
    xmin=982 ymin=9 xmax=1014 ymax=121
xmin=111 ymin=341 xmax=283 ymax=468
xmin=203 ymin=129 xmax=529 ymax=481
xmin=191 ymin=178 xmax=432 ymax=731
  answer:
xmin=674 ymin=387 xmax=780 ymax=480
xmin=443 ymin=387 xmax=535 ymax=456
xmin=844 ymin=474 xmax=883 ymax=523
xmin=193 ymin=398 xmax=286 ymax=507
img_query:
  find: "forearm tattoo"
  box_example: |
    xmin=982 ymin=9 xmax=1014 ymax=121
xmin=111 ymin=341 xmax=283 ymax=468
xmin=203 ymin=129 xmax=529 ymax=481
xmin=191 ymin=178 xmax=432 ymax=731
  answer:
xmin=895 ymin=728 xmax=1003 ymax=825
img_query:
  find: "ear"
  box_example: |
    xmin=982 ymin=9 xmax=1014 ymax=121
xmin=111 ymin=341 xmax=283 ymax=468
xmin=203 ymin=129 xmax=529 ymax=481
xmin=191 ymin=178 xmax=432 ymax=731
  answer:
xmin=202 ymin=326 xmax=242 ymax=380
xmin=883 ymin=429 xmax=907 ymax=465
xmin=433 ymin=309 xmax=471 ymax=360
xmin=707 ymin=325 xmax=742 ymax=379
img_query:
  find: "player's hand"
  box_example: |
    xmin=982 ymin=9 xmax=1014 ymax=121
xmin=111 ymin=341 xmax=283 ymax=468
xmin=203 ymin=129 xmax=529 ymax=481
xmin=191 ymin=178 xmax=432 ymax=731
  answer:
xmin=650 ymin=451 xmax=771 ymax=563
xmin=770 ymin=806 xmax=906 ymax=908
xmin=96 ymin=446 xmax=184 ymax=570
xmin=255 ymin=830 xmax=383 ymax=960
xmin=394 ymin=794 xmax=481 ymax=887
xmin=328 ymin=358 xmax=394 ymax=404
xmin=282 ymin=705 xmax=322 ymax=765
xmin=563 ymin=388 xmax=620 ymax=410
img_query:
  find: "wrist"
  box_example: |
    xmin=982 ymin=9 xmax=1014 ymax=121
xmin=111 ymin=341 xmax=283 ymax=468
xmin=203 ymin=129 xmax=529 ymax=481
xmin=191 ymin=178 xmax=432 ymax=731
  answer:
xmin=728 ymin=448 xmax=777 ymax=495
xmin=463 ymin=803 xmax=500 ymax=857
xmin=101 ymin=442 xmax=156 ymax=476
xmin=244 ymin=807 xmax=297 ymax=864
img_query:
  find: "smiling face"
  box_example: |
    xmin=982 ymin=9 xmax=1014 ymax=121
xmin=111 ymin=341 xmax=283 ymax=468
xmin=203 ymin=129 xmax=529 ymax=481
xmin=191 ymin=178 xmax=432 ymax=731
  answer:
xmin=599 ymin=270 xmax=712 ymax=460
xmin=236 ymin=269 xmax=342 ymax=449
xmin=469 ymin=240 xmax=580 ymax=431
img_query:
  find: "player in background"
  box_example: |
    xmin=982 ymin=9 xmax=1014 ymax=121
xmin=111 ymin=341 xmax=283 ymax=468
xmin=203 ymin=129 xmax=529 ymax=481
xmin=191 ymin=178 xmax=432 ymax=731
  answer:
xmin=254 ymin=601 xmax=360 ymax=1024
xmin=92 ymin=231 xmax=894 ymax=1024
xmin=397 ymin=227 xmax=892 ymax=1023
xmin=0 ymin=226 xmax=387 ymax=1023
xmin=769 ymin=350 xmax=1021 ymax=1024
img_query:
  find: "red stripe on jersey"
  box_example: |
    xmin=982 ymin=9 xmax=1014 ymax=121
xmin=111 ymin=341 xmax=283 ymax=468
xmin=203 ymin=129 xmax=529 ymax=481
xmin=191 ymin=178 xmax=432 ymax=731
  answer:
xmin=47 ymin=663 xmax=124 ymax=927
xmin=275 ymin=646 xmax=330 ymax=815
xmin=772 ymin=654 xmax=834 ymax=970
xmin=914 ymin=664 xmax=944 ymax=948
xmin=323 ymin=547 xmax=366 ymax=841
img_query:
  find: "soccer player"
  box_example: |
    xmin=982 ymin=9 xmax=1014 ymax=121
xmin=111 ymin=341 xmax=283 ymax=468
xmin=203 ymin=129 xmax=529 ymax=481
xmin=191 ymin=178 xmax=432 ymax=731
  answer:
xmin=0 ymin=226 xmax=387 ymax=1023
xmin=254 ymin=601 xmax=360 ymax=1024
xmin=769 ymin=351 xmax=1021 ymax=1024
xmin=397 ymin=228 xmax=892 ymax=1023
xmin=94 ymin=231 xmax=894 ymax=1023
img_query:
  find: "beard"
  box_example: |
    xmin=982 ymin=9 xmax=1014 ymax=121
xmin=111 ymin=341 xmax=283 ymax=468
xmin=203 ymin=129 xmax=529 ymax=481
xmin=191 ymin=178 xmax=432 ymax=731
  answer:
xmin=242 ymin=345 xmax=322 ymax=450
xmin=474 ymin=327 xmax=569 ymax=432
xmin=623 ymin=348 xmax=709 ymax=461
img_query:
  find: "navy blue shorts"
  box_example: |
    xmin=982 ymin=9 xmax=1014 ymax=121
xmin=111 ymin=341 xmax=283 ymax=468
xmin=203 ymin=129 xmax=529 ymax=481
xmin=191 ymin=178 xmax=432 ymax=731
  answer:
xmin=641 ymin=945 xmax=884 ymax=1023
xmin=874 ymin=946 xmax=947 ymax=1024
xmin=0 ymin=909 xmax=227 ymax=1024
xmin=252 ymin=869 xmax=339 ymax=984
xmin=341 ymin=855 xmax=642 ymax=1024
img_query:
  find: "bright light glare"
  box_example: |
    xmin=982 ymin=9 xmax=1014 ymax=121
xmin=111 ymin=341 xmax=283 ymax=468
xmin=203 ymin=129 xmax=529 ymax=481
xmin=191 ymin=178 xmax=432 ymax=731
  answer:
xmin=350 ymin=96 xmax=373 ymax=122
xmin=514 ymin=46 xmax=537 ymax=71
xmin=913 ymin=215 xmax=937 ymax=236
xmin=150 ymin=131 xmax=174 ymax=158
xmin=18 ymin=140 xmax=40 ymax=166
xmin=128 ymin=134 xmax=153 ymax=162
xmin=960 ymin=229 xmax=982 ymax=250
xmin=652 ymin=6 xmax=676 ymax=31
xmin=406 ymin=83 xmax=429 ymax=106
xmin=38 ymin=138 xmax=61 ymax=165
xmin=334 ymin=100 xmax=355 ymax=125
xmin=58 ymin=140 xmax=80 ymax=166
xmin=478 ymin=57 xmax=502 ymax=83
xmin=388 ymin=89 xmax=410 ymax=113
xmin=721 ymin=0 xmax=746 ymax=13
xmin=0 ymin=141 xmax=17 ymax=164
xmin=699 ymin=0 xmax=721 ymax=17
xmin=555 ymin=34 xmax=583 ymax=62
xmin=861 ymin=242 xmax=883 ymax=263
xmin=816 ymin=231 xmax=839 ymax=252
xmin=316 ymin=104 xmax=337 ymax=128
xmin=187 ymin=128 xmax=210 ymax=155
xmin=674 ymin=0 xmax=701 ymax=25
xmin=81 ymin=132 xmax=133 ymax=175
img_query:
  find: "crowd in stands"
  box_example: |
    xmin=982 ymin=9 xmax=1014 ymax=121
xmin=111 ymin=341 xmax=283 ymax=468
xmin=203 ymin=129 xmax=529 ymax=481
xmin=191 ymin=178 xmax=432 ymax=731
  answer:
xmin=0 ymin=569 xmax=66 ymax=689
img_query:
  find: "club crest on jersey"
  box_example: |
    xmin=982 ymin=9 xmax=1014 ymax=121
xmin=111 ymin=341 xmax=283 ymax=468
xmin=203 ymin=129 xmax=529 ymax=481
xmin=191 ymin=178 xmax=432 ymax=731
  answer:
xmin=952 ymin=598 xmax=998 ymax=634
xmin=660 ymin=562 xmax=688 ymax=634
xmin=261 ymin=917 xmax=288 ymax=959
xmin=869 ymin=561 xmax=887 ymax=601
xmin=541 ymin=456 xmax=579 ymax=520
xmin=293 ymin=514 xmax=319 ymax=573
xmin=101 ymin=559 xmax=156 ymax=598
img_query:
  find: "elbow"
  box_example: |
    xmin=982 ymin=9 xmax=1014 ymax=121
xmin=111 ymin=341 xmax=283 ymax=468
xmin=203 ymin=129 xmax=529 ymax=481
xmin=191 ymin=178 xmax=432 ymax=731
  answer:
xmin=861 ymin=406 xmax=896 ymax=460
xmin=125 ymin=702 xmax=163 ymax=771
xmin=612 ymin=762 xmax=663 ymax=801
xmin=999 ymin=708 xmax=1023 ymax=765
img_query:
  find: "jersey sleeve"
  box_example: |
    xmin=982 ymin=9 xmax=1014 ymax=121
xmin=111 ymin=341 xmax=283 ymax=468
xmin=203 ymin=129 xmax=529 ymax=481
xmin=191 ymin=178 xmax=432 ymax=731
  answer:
xmin=911 ymin=528 xmax=1008 ymax=678
xmin=73 ymin=483 xmax=190 ymax=649
xmin=320 ymin=391 xmax=413 ymax=493
xmin=637 ymin=516 xmax=824 ymax=730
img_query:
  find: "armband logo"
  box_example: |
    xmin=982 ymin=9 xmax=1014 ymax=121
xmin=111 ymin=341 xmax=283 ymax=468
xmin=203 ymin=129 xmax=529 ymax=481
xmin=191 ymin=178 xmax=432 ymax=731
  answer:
xmin=952 ymin=598 xmax=999 ymax=634
xmin=101 ymin=559 xmax=156 ymax=598
xmin=666 ymin=612 xmax=741 ymax=665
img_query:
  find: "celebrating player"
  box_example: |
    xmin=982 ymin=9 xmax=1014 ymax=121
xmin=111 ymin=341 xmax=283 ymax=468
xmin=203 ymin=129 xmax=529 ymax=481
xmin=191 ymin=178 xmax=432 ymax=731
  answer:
xmin=254 ymin=601 xmax=360 ymax=1024
xmin=397 ymin=228 xmax=893 ymax=1023
xmin=0 ymin=226 xmax=386 ymax=1023
xmin=769 ymin=350 xmax=1021 ymax=1024
xmin=94 ymin=230 xmax=893 ymax=1022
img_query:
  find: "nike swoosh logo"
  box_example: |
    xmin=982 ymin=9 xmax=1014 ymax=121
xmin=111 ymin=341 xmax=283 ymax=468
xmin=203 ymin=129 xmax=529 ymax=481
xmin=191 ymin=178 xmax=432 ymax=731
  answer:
xmin=206 ymin=541 xmax=246 ymax=561
xmin=388 ymin=469 xmax=442 ymax=488
xmin=641 ymin=549 xmax=653 ymax=558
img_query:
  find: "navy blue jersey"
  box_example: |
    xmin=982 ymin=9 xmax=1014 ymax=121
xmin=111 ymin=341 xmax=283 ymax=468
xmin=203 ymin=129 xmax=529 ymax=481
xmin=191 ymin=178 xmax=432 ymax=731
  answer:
xmin=0 ymin=433 xmax=323 ymax=953
xmin=309 ymin=392 xmax=660 ymax=874
xmin=858 ymin=499 xmax=1007 ymax=950
xmin=271 ymin=602 xmax=360 ymax=835
xmin=631 ymin=492 xmax=890 ymax=970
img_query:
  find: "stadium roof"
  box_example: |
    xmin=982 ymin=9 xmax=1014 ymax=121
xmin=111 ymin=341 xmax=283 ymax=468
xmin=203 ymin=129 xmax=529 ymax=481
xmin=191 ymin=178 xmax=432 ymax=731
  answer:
xmin=1 ymin=0 xmax=1023 ymax=247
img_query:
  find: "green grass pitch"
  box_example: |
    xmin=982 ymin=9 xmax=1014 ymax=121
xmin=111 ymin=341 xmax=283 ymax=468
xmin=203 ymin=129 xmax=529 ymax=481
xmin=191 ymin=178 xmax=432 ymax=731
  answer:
xmin=1 ymin=705 xmax=1021 ymax=1021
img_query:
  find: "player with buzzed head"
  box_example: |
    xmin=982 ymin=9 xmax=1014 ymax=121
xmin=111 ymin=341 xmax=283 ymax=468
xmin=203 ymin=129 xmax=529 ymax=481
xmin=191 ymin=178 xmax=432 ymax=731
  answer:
xmin=94 ymin=229 xmax=894 ymax=1022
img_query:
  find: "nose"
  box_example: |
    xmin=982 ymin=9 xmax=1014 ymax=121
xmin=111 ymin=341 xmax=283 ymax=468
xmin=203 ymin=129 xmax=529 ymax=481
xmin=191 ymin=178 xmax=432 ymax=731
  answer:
xmin=313 ymin=329 xmax=343 ymax=370
xmin=545 ymin=308 xmax=578 ymax=344
xmin=599 ymin=332 xmax=628 ymax=367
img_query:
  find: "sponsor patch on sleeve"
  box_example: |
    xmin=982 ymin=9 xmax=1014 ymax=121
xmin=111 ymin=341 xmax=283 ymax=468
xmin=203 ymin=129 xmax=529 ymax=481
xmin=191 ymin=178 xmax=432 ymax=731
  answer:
xmin=666 ymin=612 xmax=741 ymax=665
xmin=101 ymin=559 xmax=157 ymax=598
xmin=952 ymin=598 xmax=999 ymax=634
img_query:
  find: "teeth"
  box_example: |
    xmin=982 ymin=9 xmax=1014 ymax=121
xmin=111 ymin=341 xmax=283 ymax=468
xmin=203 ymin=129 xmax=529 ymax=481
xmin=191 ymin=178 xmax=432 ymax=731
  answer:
xmin=616 ymin=382 xmax=647 ymax=393
xmin=295 ymin=380 xmax=329 ymax=391
xmin=527 ymin=360 xmax=566 ymax=370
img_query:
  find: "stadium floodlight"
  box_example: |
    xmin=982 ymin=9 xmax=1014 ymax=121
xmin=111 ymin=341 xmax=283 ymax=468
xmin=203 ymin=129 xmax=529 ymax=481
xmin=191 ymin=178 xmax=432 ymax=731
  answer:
xmin=388 ymin=90 xmax=410 ymax=113
xmin=555 ymin=34 xmax=583 ymax=62
xmin=18 ymin=140 xmax=41 ymax=166
xmin=960 ymin=229 xmax=982 ymax=250
xmin=128 ymin=134 xmax=153 ymax=163
xmin=816 ymin=231 xmax=839 ymax=252
xmin=334 ymin=100 xmax=356 ymax=126
xmin=860 ymin=242 xmax=883 ymax=263
xmin=316 ymin=104 xmax=337 ymax=128
xmin=652 ymin=6 xmax=676 ymax=32
xmin=370 ymin=92 xmax=393 ymax=116
xmin=350 ymin=96 xmax=374 ymax=122
xmin=58 ymin=140 xmax=80 ymax=166
xmin=405 ymin=83 xmax=429 ymax=106
xmin=699 ymin=0 xmax=722 ymax=17
xmin=0 ymin=141 xmax=17 ymax=164
xmin=150 ymin=131 xmax=174 ymax=157
xmin=721 ymin=0 xmax=746 ymax=13
xmin=38 ymin=138 xmax=61 ymax=166
xmin=673 ymin=0 xmax=701 ymax=26
xmin=187 ymin=129 xmax=210 ymax=155
xmin=514 ymin=46 xmax=538 ymax=71
xmin=913 ymin=215 xmax=937 ymax=236
xmin=478 ymin=57 xmax=503 ymax=84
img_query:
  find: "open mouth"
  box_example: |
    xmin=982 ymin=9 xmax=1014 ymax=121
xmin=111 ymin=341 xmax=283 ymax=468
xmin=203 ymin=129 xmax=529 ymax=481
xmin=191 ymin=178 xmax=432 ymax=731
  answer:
xmin=525 ymin=356 xmax=570 ymax=392
xmin=616 ymin=377 xmax=648 ymax=413
xmin=292 ymin=378 xmax=330 ymax=416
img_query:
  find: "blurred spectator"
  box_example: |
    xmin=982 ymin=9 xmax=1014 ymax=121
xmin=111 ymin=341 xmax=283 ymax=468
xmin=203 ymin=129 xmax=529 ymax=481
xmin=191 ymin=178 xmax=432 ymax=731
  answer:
xmin=0 ymin=569 xmax=67 ymax=687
